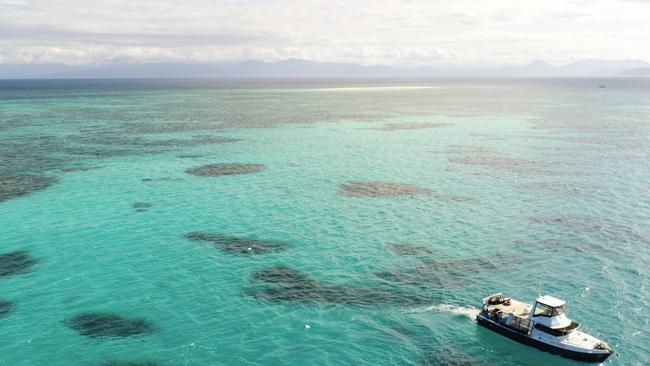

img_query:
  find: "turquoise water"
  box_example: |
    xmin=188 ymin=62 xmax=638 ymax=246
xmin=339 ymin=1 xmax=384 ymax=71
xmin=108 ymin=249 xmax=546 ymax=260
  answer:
xmin=0 ymin=78 xmax=649 ymax=365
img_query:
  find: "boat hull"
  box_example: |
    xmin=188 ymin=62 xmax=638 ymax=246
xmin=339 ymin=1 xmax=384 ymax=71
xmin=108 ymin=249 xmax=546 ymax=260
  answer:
xmin=476 ymin=315 xmax=611 ymax=363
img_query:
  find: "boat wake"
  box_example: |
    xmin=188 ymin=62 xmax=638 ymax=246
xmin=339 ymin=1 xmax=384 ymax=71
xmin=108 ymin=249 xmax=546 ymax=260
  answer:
xmin=405 ymin=303 xmax=480 ymax=320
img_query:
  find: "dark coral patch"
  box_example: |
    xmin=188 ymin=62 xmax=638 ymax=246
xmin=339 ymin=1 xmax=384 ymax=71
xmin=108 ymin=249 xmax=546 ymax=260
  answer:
xmin=65 ymin=313 xmax=155 ymax=338
xmin=0 ymin=300 xmax=13 ymax=316
xmin=386 ymin=243 xmax=434 ymax=256
xmin=375 ymin=257 xmax=502 ymax=288
xmin=447 ymin=146 xmax=546 ymax=174
xmin=377 ymin=122 xmax=452 ymax=131
xmin=436 ymin=194 xmax=473 ymax=202
xmin=61 ymin=166 xmax=101 ymax=173
xmin=133 ymin=202 xmax=153 ymax=209
xmin=250 ymin=280 xmax=430 ymax=307
xmin=185 ymin=232 xmax=288 ymax=255
xmin=141 ymin=177 xmax=178 ymax=182
xmin=0 ymin=174 xmax=56 ymax=203
xmin=338 ymin=181 xmax=431 ymax=197
xmin=121 ymin=122 xmax=224 ymax=134
xmin=528 ymin=214 xmax=610 ymax=233
xmin=133 ymin=202 xmax=153 ymax=212
xmin=63 ymin=147 xmax=149 ymax=158
xmin=138 ymin=136 xmax=240 ymax=148
xmin=252 ymin=266 xmax=312 ymax=286
xmin=70 ymin=133 xmax=239 ymax=149
xmin=249 ymin=266 xmax=429 ymax=306
xmin=522 ymin=182 xmax=591 ymax=193
xmin=0 ymin=250 xmax=37 ymax=277
xmin=185 ymin=163 xmax=265 ymax=177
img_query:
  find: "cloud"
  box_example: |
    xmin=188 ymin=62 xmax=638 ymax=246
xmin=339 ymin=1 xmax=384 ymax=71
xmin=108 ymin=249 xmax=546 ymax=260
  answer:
xmin=0 ymin=0 xmax=30 ymax=10
xmin=0 ymin=0 xmax=649 ymax=66
xmin=0 ymin=23 xmax=280 ymax=47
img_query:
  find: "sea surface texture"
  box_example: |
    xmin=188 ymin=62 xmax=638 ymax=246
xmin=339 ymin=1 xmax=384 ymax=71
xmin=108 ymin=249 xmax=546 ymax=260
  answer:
xmin=0 ymin=78 xmax=648 ymax=365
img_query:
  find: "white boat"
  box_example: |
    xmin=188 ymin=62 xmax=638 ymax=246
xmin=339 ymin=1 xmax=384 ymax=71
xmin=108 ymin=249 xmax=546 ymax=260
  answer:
xmin=476 ymin=293 xmax=614 ymax=363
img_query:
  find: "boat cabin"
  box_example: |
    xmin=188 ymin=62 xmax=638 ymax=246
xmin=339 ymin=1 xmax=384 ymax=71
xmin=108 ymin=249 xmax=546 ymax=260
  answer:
xmin=529 ymin=295 xmax=579 ymax=336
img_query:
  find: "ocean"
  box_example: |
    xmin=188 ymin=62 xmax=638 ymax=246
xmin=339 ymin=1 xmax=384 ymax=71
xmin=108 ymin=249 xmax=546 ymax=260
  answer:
xmin=0 ymin=78 xmax=648 ymax=365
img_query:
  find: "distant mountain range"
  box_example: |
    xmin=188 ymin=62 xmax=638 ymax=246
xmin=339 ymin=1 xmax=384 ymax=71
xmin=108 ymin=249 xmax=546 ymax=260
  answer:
xmin=1 ymin=58 xmax=650 ymax=79
xmin=618 ymin=67 xmax=650 ymax=75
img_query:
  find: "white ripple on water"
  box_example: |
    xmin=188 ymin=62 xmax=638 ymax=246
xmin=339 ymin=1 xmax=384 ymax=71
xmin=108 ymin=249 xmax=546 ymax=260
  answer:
xmin=404 ymin=303 xmax=480 ymax=320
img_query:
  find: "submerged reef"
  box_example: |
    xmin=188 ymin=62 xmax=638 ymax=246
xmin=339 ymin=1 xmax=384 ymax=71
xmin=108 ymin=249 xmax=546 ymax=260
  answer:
xmin=435 ymin=194 xmax=474 ymax=202
xmin=522 ymin=182 xmax=591 ymax=194
xmin=61 ymin=166 xmax=101 ymax=173
xmin=185 ymin=232 xmax=288 ymax=255
xmin=65 ymin=313 xmax=155 ymax=338
xmin=338 ymin=181 xmax=432 ymax=197
xmin=136 ymin=136 xmax=239 ymax=148
xmin=70 ymin=133 xmax=239 ymax=149
xmin=0 ymin=250 xmax=37 ymax=277
xmin=132 ymin=202 xmax=153 ymax=212
xmin=419 ymin=347 xmax=485 ymax=366
xmin=0 ymin=300 xmax=13 ymax=316
xmin=120 ymin=121 xmax=225 ymax=134
xmin=185 ymin=163 xmax=266 ymax=177
xmin=528 ymin=214 xmax=610 ymax=234
xmin=63 ymin=147 xmax=149 ymax=158
xmin=386 ymin=243 xmax=434 ymax=256
xmin=447 ymin=146 xmax=545 ymax=174
xmin=252 ymin=266 xmax=311 ymax=285
xmin=525 ymin=214 xmax=649 ymax=248
xmin=375 ymin=257 xmax=503 ymax=288
xmin=248 ymin=266 xmax=429 ymax=306
xmin=377 ymin=122 xmax=452 ymax=131
xmin=0 ymin=174 xmax=56 ymax=203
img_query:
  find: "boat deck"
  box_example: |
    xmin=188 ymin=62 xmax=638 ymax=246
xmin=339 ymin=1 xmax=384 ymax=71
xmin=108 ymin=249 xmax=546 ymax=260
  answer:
xmin=490 ymin=299 xmax=530 ymax=317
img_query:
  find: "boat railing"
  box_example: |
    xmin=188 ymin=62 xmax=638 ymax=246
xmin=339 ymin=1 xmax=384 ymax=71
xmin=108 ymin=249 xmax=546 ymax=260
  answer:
xmin=506 ymin=316 xmax=533 ymax=335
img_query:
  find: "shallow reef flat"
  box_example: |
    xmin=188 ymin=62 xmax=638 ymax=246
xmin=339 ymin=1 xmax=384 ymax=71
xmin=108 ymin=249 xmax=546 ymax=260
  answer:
xmin=447 ymin=146 xmax=547 ymax=174
xmin=0 ymin=174 xmax=56 ymax=203
xmin=248 ymin=266 xmax=430 ymax=306
xmin=0 ymin=299 xmax=13 ymax=316
xmin=65 ymin=313 xmax=155 ymax=338
xmin=338 ymin=181 xmax=432 ymax=197
xmin=132 ymin=202 xmax=153 ymax=212
xmin=374 ymin=255 xmax=508 ymax=288
xmin=185 ymin=232 xmax=288 ymax=255
xmin=0 ymin=250 xmax=37 ymax=277
xmin=386 ymin=243 xmax=435 ymax=256
xmin=1 ymin=78 xmax=647 ymax=365
xmin=376 ymin=122 xmax=453 ymax=131
xmin=185 ymin=163 xmax=266 ymax=177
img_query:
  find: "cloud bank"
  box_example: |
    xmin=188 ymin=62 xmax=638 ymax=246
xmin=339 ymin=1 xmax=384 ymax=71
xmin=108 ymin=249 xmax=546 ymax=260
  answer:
xmin=1 ymin=0 xmax=649 ymax=66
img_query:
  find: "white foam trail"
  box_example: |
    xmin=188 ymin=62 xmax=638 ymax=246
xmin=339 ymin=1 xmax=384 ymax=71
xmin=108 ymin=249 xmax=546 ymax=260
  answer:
xmin=405 ymin=303 xmax=480 ymax=320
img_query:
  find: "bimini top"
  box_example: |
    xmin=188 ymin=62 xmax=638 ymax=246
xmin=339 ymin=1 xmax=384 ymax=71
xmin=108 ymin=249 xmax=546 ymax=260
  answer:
xmin=537 ymin=295 xmax=566 ymax=307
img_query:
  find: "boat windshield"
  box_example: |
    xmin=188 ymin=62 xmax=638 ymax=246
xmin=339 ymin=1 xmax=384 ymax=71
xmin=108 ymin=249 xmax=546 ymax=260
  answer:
xmin=534 ymin=302 xmax=565 ymax=317
xmin=534 ymin=323 xmax=575 ymax=336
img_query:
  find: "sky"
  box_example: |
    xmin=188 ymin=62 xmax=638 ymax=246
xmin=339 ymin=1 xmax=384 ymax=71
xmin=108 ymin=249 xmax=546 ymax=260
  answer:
xmin=1 ymin=0 xmax=650 ymax=67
